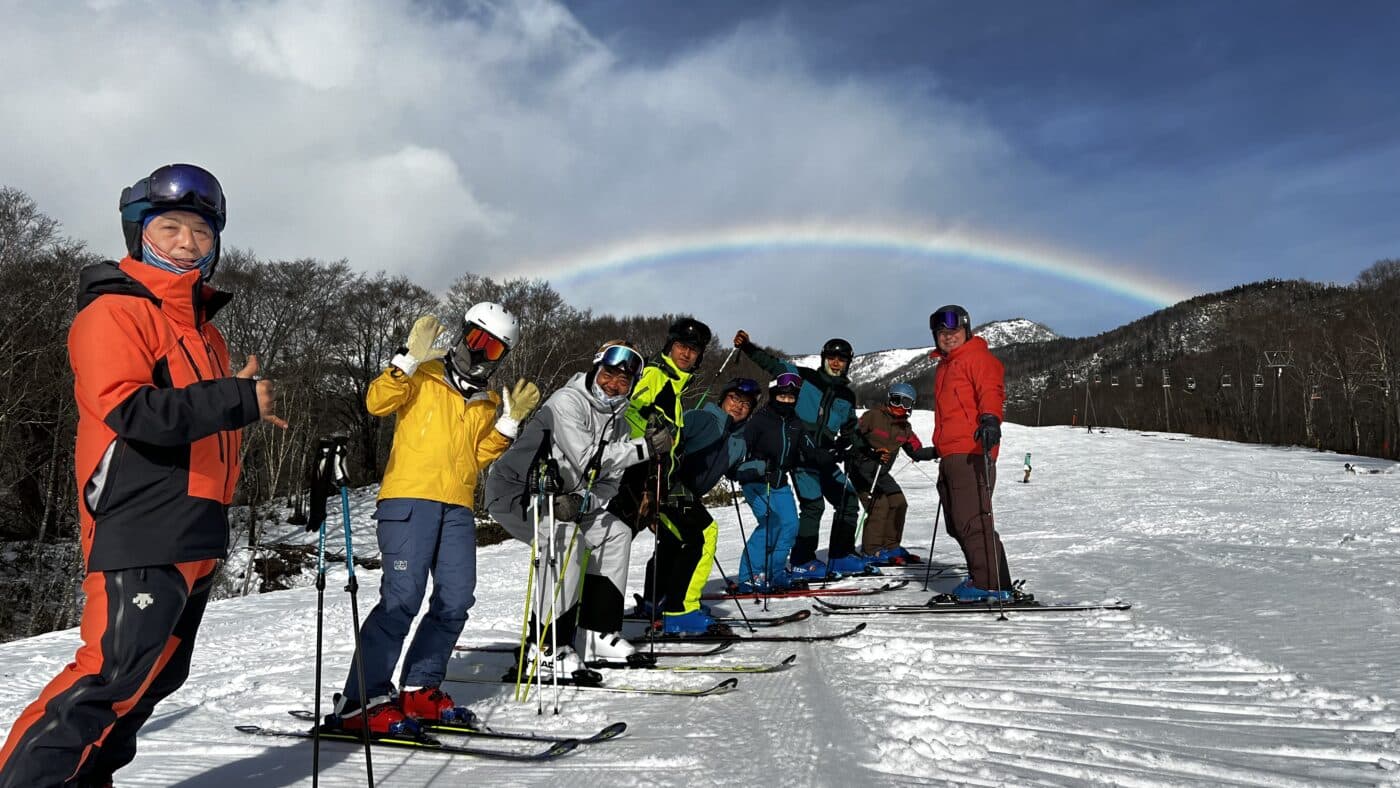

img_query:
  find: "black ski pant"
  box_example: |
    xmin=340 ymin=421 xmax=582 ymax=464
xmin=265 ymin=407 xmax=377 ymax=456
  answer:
xmin=643 ymin=498 xmax=718 ymax=616
xmin=790 ymin=466 xmax=860 ymax=564
xmin=0 ymin=560 xmax=217 ymax=788
xmin=937 ymin=453 xmax=1012 ymax=591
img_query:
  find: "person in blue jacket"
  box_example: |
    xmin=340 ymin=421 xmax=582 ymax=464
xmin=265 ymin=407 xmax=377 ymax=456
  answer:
xmin=732 ymin=373 xmax=809 ymax=592
xmin=734 ymin=330 xmax=870 ymax=578
xmin=641 ymin=377 xmax=760 ymax=633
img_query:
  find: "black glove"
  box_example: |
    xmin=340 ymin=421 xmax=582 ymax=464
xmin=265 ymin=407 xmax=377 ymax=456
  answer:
xmin=909 ymin=446 xmax=938 ymax=462
xmin=806 ymin=446 xmax=838 ymax=470
xmin=645 ymin=425 xmax=674 ymax=458
xmin=552 ymin=493 xmax=585 ymax=523
xmin=974 ymin=414 xmax=1001 ymax=449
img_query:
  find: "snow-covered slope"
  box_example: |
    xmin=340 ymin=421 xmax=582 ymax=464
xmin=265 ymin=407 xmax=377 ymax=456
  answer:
xmin=3 ymin=421 xmax=1398 ymax=785
xmin=973 ymin=317 xmax=1058 ymax=348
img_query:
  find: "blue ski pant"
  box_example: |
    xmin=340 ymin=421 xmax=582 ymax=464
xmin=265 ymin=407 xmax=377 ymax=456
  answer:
xmin=343 ymin=498 xmax=476 ymax=703
xmin=738 ymin=483 xmax=799 ymax=584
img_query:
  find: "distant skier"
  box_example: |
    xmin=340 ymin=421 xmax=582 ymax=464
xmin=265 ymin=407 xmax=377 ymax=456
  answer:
xmin=929 ymin=305 xmax=1018 ymax=601
xmin=732 ymin=373 xmax=809 ymax=591
xmin=330 ymin=303 xmax=538 ymax=734
xmin=641 ymin=377 xmax=760 ymax=632
xmin=734 ymin=329 xmax=868 ymax=579
xmin=485 ymin=341 xmax=669 ymax=677
xmin=847 ymin=382 xmax=938 ymax=564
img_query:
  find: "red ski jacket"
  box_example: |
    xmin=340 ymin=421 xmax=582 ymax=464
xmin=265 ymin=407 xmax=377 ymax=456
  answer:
xmin=931 ymin=336 xmax=1005 ymax=460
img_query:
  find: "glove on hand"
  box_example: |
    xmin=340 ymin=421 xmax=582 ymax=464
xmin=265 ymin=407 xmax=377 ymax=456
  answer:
xmin=875 ymin=447 xmax=892 ymax=465
xmin=552 ymin=493 xmax=584 ymax=523
xmin=496 ymin=379 xmax=541 ymax=439
xmin=393 ymin=315 xmax=447 ymax=376
xmin=910 ymin=446 xmax=938 ymax=462
xmin=974 ymin=414 xmax=1001 ymax=449
xmin=733 ymin=330 xmax=750 ymax=348
xmin=645 ymin=425 xmax=674 ymax=458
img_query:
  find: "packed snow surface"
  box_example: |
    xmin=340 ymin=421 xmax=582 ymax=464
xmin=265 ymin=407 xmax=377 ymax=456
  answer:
xmin=3 ymin=417 xmax=1399 ymax=786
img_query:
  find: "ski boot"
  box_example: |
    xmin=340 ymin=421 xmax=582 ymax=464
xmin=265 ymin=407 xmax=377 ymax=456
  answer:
xmin=828 ymin=553 xmax=881 ymax=577
xmin=328 ymin=693 xmax=420 ymax=736
xmin=577 ymin=629 xmax=637 ymax=662
xmin=787 ymin=559 xmax=831 ymax=584
xmin=399 ymin=686 xmax=477 ymax=725
xmin=661 ymin=608 xmax=734 ymax=637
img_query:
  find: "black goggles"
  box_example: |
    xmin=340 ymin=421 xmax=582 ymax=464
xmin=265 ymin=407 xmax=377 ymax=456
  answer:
xmin=889 ymin=393 xmax=915 ymax=409
xmin=930 ymin=309 xmax=963 ymax=332
xmin=121 ymin=164 xmax=226 ymax=230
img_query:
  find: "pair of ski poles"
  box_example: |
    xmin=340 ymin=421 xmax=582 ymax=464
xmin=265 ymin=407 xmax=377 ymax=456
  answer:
xmin=308 ymin=435 xmax=374 ymax=788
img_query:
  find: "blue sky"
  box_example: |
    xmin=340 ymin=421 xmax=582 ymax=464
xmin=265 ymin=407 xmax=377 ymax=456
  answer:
xmin=1 ymin=1 xmax=1396 ymax=353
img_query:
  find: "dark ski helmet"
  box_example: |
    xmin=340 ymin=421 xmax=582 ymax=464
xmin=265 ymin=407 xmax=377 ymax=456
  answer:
xmin=930 ymin=305 xmax=972 ymax=340
xmin=821 ymin=338 xmax=854 ymax=362
xmin=664 ymin=317 xmax=712 ymax=366
xmin=120 ymin=163 xmax=227 ymax=272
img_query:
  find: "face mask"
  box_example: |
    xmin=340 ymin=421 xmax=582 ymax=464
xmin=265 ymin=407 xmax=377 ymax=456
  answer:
xmin=591 ymin=381 xmax=629 ymax=410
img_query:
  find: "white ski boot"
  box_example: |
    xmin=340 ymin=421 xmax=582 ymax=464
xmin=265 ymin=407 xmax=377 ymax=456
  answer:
xmin=576 ymin=629 xmax=637 ymax=662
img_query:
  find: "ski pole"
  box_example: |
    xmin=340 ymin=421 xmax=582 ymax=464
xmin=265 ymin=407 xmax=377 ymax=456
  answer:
xmin=332 ymin=437 xmax=375 ymax=786
xmin=693 ymin=348 xmax=739 ymax=408
xmin=710 ymin=552 xmax=757 ymax=633
xmin=309 ymin=440 xmax=331 ymax=788
xmin=921 ymin=499 xmax=943 ymax=593
xmin=977 ymin=447 xmax=1008 ymax=621
xmin=725 ymin=480 xmax=756 ymax=604
xmin=547 ymin=491 xmax=560 ymax=715
xmin=761 ymin=484 xmax=777 ymax=612
xmin=851 ymin=462 xmax=885 ymax=551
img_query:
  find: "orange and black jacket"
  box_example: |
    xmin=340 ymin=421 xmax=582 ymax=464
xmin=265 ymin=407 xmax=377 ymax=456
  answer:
xmin=70 ymin=258 xmax=260 ymax=572
xmin=931 ymin=335 xmax=1006 ymax=460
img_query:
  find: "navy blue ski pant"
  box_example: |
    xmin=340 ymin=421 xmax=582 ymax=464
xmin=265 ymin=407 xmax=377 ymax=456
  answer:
xmin=342 ymin=498 xmax=476 ymax=703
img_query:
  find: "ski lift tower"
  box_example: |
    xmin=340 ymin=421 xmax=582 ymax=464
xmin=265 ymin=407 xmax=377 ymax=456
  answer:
xmin=1264 ymin=350 xmax=1293 ymax=443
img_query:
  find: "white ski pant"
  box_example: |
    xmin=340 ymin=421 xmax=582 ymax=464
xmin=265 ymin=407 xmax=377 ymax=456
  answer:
xmin=495 ymin=503 xmax=634 ymax=631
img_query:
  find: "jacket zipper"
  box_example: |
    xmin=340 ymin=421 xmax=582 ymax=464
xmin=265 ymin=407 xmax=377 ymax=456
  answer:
xmin=178 ymin=338 xmax=229 ymax=478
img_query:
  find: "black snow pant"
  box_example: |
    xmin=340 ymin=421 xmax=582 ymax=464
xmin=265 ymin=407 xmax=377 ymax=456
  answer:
xmin=0 ymin=560 xmax=217 ymax=788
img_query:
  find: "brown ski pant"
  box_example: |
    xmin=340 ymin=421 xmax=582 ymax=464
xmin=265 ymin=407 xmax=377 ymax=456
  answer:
xmin=861 ymin=491 xmax=908 ymax=554
xmin=937 ymin=453 xmax=1012 ymax=591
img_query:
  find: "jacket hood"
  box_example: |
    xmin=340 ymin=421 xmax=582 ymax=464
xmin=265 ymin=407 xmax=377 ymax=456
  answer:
xmin=566 ymin=371 xmax=629 ymax=415
xmin=78 ymin=258 xmax=233 ymax=324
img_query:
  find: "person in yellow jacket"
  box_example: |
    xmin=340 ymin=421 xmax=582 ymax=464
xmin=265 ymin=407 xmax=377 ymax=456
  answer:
xmin=331 ymin=303 xmax=539 ymax=735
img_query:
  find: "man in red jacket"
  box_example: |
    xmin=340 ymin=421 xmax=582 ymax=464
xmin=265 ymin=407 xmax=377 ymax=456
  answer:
xmin=928 ymin=304 xmax=1015 ymax=601
xmin=0 ymin=164 xmax=284 ymax=788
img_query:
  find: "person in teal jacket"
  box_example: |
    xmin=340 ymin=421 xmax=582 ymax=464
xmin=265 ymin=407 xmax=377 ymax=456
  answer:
xmin=733 ymin=330 xmax=871 ymax=579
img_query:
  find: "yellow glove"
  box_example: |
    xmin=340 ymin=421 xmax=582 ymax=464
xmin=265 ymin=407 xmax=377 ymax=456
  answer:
xmin=392 ymin=315 xmax=446 ymax=376
xmin=496 ymin=379 xmax=540 ymax=439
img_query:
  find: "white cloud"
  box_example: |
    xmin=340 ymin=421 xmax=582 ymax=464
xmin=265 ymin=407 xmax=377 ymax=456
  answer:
xmin=0 ymin=0 xmax=1116 ymax=351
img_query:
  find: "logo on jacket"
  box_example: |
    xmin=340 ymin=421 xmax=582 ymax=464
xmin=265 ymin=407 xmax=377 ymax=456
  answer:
xmin=394 ymin=560 xmax=408 ymax=571
xmin=132 ymin=593 xmax=155 ymax=610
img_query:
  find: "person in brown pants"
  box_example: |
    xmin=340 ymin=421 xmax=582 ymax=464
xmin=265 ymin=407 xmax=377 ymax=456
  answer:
xmin=847 ymin=382 xmax=937 ymax=564
xmin=928 ymin=304 xmax=1017 ymax=602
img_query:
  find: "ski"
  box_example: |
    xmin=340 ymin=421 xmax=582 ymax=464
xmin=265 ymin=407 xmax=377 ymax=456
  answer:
xmin=451 ymin=673 xmax=741 ymax=697
xmin=590 ymin=654 xmax=797 ymax=673
xmin=287 ymin=710 xmax=626 ymax=745
xmin=235 ymin=724 xmax=580 ymax=761
xmin=624 ymin=609 xmax=812 ymax=628
xmin=454 ymin=640 xmax=736 ymax=658
xmin=641 ymin=622 xmax=867 ymax=644
xmin=702 ymin=579 xmax=908 ymax=602
xmin=812 ymin=598 xmax=1133 ymax=615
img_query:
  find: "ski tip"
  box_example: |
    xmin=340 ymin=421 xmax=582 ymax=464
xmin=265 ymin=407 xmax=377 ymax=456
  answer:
xmin=235 ymin=725 xmax=261 ymax=734
xmin=545 ymin=738 xmax=583 ymax=757
xmin=780 ymin=654 xmax=798 ymax=666
xmin=793 ymin=608 xmax=813 ymax=621
xmin=591 ymin=721 xmax=628 ymax=742
xmin=289 ymin=709 xmax=316 ymax=722
xmin=853 ymin=622 xmax=869 ymax=633
xmin=716 ymin=677 xmax=739 ymax=691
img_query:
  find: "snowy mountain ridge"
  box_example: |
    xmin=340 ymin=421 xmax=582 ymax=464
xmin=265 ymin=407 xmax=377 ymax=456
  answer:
xmin=789 ymin=318 xmax=1059 ymax=388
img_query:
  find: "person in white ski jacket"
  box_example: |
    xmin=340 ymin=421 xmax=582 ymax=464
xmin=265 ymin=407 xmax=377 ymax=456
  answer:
xmin=485 ymin=341 xmax=671 ymax=676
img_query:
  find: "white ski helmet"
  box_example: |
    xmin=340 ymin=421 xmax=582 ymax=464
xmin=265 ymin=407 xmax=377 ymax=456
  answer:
xmin=445 ymin=302 xmax=519 ymax=391
xmin=463 ymin=302 xmax=520 ymax=348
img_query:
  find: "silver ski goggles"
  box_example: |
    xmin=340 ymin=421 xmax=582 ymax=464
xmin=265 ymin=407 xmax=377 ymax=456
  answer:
xmin=594 ymin=344 xmax=644 ymax=380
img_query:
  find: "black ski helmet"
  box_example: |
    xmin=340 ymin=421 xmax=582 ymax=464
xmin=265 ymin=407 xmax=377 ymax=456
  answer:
xmin=119 ymin=163 xmax=227 ymax=273
xmin=930 ymin=305 xmax=972 ymax=340
xmin=821 ymin=337 xmax=854 ymax=362
xmin=665 ymin=317 xmax=712 ymax=365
